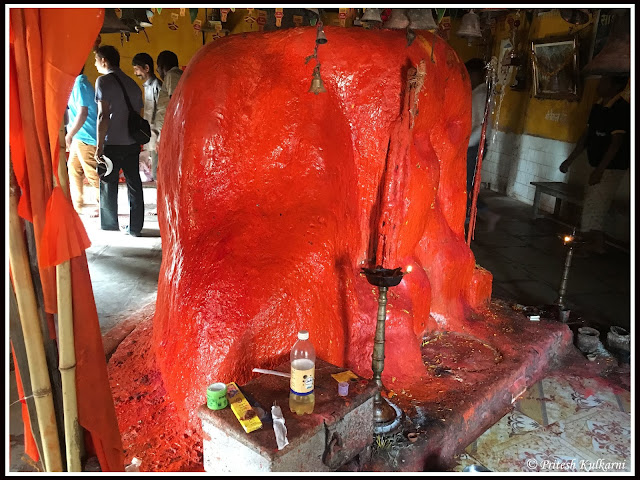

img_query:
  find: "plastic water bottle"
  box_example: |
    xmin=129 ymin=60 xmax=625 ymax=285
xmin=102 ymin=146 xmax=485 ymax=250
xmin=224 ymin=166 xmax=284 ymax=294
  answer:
xmin=289 ymin=330 xmax=316 ymax=415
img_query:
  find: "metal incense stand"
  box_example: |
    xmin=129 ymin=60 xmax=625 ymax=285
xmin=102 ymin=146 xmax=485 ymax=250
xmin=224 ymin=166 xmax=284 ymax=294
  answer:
xmin=361 ymin=266 xmax=405 ymax=428
xmin=555 ymin=228 xmax=585 ymax=321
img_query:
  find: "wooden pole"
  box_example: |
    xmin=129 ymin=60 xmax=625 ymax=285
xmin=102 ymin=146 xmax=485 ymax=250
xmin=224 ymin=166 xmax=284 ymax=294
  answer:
xmin=56 ymin=124 xmax=82 ymax=471
xmin=9 ymin=162 xmax=63 ymax=472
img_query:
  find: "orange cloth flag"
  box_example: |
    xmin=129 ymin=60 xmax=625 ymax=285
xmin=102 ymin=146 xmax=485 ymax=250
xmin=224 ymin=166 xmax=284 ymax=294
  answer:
xmin=9 ymin=8 xmax=124 ymax=471
xmin=11 ymin=344 xmax=40 ymax=462
xmin=38 ymin=187 xmax=91 ymax=268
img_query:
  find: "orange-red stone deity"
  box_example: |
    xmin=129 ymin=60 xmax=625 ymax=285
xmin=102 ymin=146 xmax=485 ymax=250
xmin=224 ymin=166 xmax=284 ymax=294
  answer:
xmin=153 ymin=26 xmax=492 ymax=426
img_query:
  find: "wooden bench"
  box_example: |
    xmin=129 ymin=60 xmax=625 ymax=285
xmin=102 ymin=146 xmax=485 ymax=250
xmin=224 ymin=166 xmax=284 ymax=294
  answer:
xmin=530 ymin=181 xmax=584 ymax=220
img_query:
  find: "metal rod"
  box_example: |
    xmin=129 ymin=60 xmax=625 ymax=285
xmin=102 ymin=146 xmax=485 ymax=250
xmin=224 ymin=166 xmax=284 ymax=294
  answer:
xmin=371 ymin=286 xmax=388 ymax=398
xmin=467 ymin=57 xmax=497 ymax=245
xmin=556 ymin=227 xmax=577 ymax=310
xmin=556 ymin=245 xmax=574 ymax=309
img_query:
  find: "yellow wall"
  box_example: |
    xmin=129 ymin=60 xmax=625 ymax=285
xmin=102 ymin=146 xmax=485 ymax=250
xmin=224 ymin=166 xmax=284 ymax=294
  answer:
xmin=486 ymin=10 xmax=600 ymax=143
xmin=84 ymin=8 xmax=208 ymax=90
xmin=85 ymin=8 xmax=604 ymax=147
xmin=83 ymin=8 xmax=359 ymax=90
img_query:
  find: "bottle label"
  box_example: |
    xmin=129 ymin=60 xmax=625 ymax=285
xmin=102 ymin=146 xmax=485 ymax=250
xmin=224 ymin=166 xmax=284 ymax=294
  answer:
xmin=290 ymin=364 xmax=314 ymax=395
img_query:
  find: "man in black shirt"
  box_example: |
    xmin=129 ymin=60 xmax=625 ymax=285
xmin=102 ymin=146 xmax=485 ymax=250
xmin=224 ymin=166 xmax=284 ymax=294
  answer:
xmin=559 ymin=75 xmax=630 ymax=253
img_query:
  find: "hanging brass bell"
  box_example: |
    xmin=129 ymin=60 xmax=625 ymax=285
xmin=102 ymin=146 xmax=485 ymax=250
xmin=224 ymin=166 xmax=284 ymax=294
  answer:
xmin=457 ymin=9 xmax=483 ymax=39
xmin=361 ymin=8 xmax=383 ymax=23
xmin=384 ymin=8 xmax=410 ymax=30
xmin=309 ymin=67 xmax=327 ymax=95
xmin=316 ymin=27 xmax=328 ymax=45
xmin=560 ymin=9 xmax=590 ymax=25
xmin=583 ymin=11 xmax=630 ymax=76
xmin=121 ymin=8 xmax=153 ymax=31
xmin=407 ymin=9 xmax=438 ymax=31
xmin=101 ymin=8 xmax=133 ymax=33
xmin=502 ymin=49 xmax=522 ymax=67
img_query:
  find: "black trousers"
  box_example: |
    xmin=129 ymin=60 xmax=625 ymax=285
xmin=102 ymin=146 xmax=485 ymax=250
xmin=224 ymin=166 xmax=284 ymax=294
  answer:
xmin=100 ymin=144 xmax=144 ymax=233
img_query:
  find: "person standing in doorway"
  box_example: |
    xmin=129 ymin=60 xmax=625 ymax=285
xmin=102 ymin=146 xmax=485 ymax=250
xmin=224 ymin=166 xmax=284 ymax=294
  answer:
xmin=559 ymin=75 xmax=630 ymax=253
xmin=94 ymin=45 xmax=145 ymax=236
xmin=66 ymin=66 xmax=100 ymax=217
xmin=132 ymin=52 xmax=162 ymax=183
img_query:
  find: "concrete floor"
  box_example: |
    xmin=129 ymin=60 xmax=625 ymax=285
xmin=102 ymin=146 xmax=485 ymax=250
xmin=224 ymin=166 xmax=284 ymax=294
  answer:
xmin=8 ymin=187 xmax=632 ymax=472
xmin=80 ymin=182 xmax=163 ymax=334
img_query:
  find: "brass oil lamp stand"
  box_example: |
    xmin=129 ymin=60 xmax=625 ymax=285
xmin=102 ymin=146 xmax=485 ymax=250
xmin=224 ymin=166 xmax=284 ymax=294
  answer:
xmin=555 ymin=228 xmax=584 ymax=321
xmin=361 ymin=266 xmax=404 ymax=428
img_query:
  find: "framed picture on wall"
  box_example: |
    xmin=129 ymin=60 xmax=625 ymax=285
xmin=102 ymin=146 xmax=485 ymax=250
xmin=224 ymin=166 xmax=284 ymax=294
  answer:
xmin=531 ymin=35 xmax=580 ymax=101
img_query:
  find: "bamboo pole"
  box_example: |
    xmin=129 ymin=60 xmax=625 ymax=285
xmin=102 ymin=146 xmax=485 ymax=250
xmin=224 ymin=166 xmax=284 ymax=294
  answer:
xmin=24 ymin=220 xmax=67 ymax=468
xmin=9 ymin=163 xmax=63 ymax=472
xmin=56 ymin=261 xmax=81 ymax=471
xmin=56 ymin=123 xmax=82 ymax=471
xmin=9 ymin=281 xmax=44 ymax=465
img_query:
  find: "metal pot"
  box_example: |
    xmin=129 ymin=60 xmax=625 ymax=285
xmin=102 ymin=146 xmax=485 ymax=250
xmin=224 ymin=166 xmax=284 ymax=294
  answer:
xmin=607 ymin=326 xmax=630 ymax=352
xmin=576 ymin=327 xmax=600 ymax=354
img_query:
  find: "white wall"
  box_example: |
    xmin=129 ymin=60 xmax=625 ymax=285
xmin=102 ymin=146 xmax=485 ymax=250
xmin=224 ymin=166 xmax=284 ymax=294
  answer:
xmin=479 ymin=131 xmax=631 ymax=242
xmin=481 ymin=131 xmax=573 ymax=213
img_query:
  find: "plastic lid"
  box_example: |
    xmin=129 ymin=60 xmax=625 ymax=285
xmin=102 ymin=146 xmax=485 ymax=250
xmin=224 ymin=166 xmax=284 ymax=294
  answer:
xmin=298 ymin=330 xmax=309 ymax=340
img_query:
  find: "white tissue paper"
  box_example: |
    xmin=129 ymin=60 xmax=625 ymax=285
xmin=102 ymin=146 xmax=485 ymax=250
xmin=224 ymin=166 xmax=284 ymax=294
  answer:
xmin=271 ymin=405 xmax=289 ymax=450
xmin=124 ymin=457 xmax=142 ymax=472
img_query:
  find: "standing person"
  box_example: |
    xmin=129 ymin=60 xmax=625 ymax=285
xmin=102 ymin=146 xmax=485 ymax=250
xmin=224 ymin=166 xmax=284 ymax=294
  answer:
xmin=132 ymin=52 xmax=162 ymax=182
xmin=93 ymin=45 xmax=145 ymax=236
xmin=465 ymin=58 xmax=500 ymax=232
xmin=155 ymin=50 xmax=183 ymax=152
xmin=66 ymin=66 xmax=100 ymax=216
xmin=559 ymin=75 xmax=630 ymax=253
xmin=151 ymin=50 xmax=183 ymax=215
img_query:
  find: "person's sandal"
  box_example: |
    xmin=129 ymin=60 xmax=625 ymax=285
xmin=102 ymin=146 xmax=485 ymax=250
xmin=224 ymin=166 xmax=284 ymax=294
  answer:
xmin=120 ymin=225 xmax=141 ymax=237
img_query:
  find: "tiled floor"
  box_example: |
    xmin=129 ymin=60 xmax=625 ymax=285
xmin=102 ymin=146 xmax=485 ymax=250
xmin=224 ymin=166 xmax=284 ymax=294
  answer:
xmin=450 ymin=191 xmax=632 ymax=474
xmin=453 ymin=370 xmax=631 ymax=473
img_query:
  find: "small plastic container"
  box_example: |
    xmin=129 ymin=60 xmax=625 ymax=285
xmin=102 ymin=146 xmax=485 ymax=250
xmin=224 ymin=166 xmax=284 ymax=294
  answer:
xmin=338 ymin=381 xmax=349 ymax=396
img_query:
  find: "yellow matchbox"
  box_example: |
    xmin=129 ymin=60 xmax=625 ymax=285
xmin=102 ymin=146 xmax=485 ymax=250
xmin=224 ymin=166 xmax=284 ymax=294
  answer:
xmin=226 ymin=382 xmax=263 ymax=433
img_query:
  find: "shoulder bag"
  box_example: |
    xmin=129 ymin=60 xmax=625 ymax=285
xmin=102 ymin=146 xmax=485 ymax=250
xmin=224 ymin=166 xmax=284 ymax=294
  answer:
xmin=110 ymin=73 xmax=151 ymax=145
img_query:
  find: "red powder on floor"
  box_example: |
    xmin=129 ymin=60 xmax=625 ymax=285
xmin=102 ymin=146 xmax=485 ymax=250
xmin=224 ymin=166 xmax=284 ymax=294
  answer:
xmin=108 ymin=316 xmax=204 ymax=472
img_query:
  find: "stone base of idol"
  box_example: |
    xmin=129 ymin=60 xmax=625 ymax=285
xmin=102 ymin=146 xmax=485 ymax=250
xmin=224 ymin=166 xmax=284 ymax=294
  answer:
xmin=197 ymin=359 xmax=377 ymax=473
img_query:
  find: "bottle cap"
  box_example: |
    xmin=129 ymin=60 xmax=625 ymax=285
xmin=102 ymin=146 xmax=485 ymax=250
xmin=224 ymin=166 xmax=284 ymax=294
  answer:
xmin=298 ymin=330 xmax=309 ymax=340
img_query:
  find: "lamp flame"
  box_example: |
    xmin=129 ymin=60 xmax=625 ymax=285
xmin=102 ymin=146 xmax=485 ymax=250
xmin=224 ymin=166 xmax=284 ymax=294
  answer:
xmin=406 ymin=265 xmax=413 ymax=273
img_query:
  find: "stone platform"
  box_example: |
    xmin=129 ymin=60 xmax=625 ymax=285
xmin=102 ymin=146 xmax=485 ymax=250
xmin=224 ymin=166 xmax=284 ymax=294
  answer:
xmin=352 ymin=299 xmax=575 ymax=472
xmin=198 ymin=359 xmax=377 ymax=472
xmin=105 ymin=299 xmax=573 ymax=472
